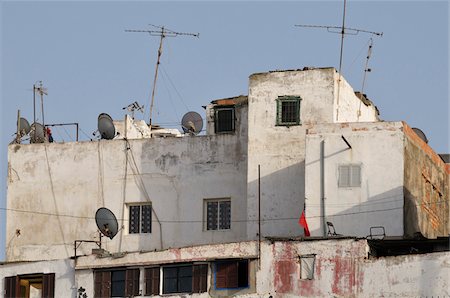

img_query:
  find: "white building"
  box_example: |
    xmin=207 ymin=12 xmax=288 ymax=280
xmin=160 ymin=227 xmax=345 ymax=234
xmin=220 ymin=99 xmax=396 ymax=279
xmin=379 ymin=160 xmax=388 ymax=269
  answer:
xmin=2 ymin=67 xmax=448 ymax=297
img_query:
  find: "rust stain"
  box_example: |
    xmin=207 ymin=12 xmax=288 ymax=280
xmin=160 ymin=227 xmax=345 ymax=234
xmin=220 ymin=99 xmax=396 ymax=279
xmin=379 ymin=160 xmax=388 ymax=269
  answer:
xmin=352 ymin=127 xmax=369 ymax=132
xmin=331 ymin=257 xmax=357 ymax=297
xmin=274 ymin=260 xmax=296 ymax=293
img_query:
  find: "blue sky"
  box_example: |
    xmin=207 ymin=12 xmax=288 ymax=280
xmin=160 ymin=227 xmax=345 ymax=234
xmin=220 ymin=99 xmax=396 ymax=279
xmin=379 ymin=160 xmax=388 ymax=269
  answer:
xmin=0 ymin=1 xmax=448 ymax=260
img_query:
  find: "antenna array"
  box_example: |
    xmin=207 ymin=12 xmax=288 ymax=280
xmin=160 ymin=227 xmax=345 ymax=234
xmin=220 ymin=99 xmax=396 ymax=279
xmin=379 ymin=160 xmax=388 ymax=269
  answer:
xmin=125 ymin=24 xmax=199 ymax=132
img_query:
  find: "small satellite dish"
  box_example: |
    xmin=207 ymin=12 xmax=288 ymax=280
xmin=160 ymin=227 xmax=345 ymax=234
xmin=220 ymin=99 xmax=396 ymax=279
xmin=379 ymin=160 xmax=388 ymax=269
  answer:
xmin=412 ymin=127 xmax=428 ymax=144
xmin=17 ymin=118 xmax=31 ymax=137
xmin=30 ymin=122 xmax=45 ymax=143
xmin=95 ymin=207 xmax=118 ymax=240
xmin=98 ymin=113 xmax=116 ymax=140
xmin=181 ymin=111 xmax=203 ymax=135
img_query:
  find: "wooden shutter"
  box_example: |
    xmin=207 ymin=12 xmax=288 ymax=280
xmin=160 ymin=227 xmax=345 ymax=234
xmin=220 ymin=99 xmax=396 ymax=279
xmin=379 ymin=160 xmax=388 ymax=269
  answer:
xmin=94 ymin=271 xmax=111 ymax=298
xmin=42 ymin=273 xmax=55 ymax=298
xmin=145 ymin=267 xmax=160 ymax=295
xmin=125 ymin=269 xmax=140 ymax=296
xmin=4 ymin=276 xmax=17 ymax=298
xmin=216 ymin=261 xmax=238 ymax=289
xmin=192 ymin=264 xmax=208 ymax=293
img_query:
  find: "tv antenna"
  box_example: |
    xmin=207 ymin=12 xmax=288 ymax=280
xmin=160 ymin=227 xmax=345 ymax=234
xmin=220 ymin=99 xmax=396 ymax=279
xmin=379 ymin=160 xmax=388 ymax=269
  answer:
xmin=295 ymin=0 xmax=382 ymax=121
xmin=32 ymin=81 xmax=48 ymax=142
xmin=125 ymin=24 xmax=199 ymax=132
xmin=123 ymin=101 xmax=144 ymax=119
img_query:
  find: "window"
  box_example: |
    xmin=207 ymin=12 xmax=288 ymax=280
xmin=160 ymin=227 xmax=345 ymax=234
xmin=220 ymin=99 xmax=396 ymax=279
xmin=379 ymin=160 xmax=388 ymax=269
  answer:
xmin=162 ymin=264 xmax=207 ymax=294
xmin=94 ymin=269 xmax=139 ymax=298
xmin=129 ymin=204 xmax=152 ymax=234
xmin=4 ymin=273 xmax=55 ymax=298
xmin=215 ymin=260 xmax=248 ymax=289
xmin=205 ymin=199 xmax=231 ymax=230
xmin=276 ymin=96 xmax=301 ymax=126
xmin=299 ymin=255 xmax=316 ymax=280
xmin=215 ymin=107 xmax=235 ymax=133
xmin=338 ymin=164 xmax=361 ymax=187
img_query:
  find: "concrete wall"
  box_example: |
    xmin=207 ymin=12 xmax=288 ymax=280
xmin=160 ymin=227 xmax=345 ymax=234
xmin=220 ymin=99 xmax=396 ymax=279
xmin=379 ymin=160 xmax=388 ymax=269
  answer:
xmin=402 ymin=123 xmax=449 ymax=238
xmin=0 ymin=259 xmax=75 ymax=297
xmin=6 ymin=126 xmax=247 ymax=261
xmin=71 ymin=239 xmax=450 ymax=298
xmin=305 ymin=122 xmax=405 ymax=237
xmin=333 ymin=72 xmax=379 ymax=123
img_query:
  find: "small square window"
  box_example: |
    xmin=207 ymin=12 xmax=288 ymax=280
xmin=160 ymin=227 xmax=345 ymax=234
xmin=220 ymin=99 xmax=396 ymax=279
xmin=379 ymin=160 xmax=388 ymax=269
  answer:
xmin=276 ymin=96 xmax=301 ymax=126
xmin=338 ymin=165 xmax=361 ymax=187
xmin=299 ymin=255 xmax=316 ymax=280
xmin=205 ymin=199 xmax=231 ymax=230
xmin=128 ymin=204 xmax=152 ymax=234
xmin=215 ymin=107 xmax=235 ymax=133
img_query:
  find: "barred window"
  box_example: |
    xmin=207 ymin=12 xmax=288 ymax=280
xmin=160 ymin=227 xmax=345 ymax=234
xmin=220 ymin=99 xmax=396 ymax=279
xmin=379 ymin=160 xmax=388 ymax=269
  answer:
xmin=205 ymin=199 xmax=231 ymax=231
xmin=276 ymin=96 xmax=301 ymax=126
xmin=129 ymin=204 xmax=152 ymax=234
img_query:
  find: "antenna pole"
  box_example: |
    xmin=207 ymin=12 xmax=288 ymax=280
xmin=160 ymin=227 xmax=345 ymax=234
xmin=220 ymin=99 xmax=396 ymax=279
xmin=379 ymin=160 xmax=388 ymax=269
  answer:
xmin=125 ymin=25 xmax=199 ymax=133
xmin=33 ymin=84 xmax=36 ymax=143
xmin=16 ymin=110 xmax=21 ymax=143
xmin=149 ymin=27 xmax=165 ymax=130
xmin=336 ymin=0 xmax=347 ymax=121
xmin=36 ymin=81 xmax=48 ymax=139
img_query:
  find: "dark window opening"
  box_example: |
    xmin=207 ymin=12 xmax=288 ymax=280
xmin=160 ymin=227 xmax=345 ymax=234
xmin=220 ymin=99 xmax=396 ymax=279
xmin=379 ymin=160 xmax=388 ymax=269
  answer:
xmin=129 ymin=204 xmax=152 ymax=234
xmin=276 ymin=96 xmax=301 ymax=126
xmin=368 ymin=237 xmax=450 ymax=257
xmin=206 ymin=199 xmax=231 ymax=230
xmin=215 ymin=260 xmax=249 ymax=289
xmin=162 ymin=264 xmax=207 ymax=294
xmin=215 ymin=107 xmax=235 ymax=133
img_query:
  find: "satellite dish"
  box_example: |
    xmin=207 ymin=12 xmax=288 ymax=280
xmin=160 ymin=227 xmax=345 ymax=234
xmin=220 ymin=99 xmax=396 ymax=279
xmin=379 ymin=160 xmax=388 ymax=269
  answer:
xmin=181 ymin=111 xmax=203 ymax=135
xmin=412 ymin=127 xmax=428 ymax=144
xmin=98 ymin=113 xmax=116 ymax=140
xmin=30 ymin=122 xmax=45 ymax=143
xmin=17 ymin=118 xmax=31 ymax=137
xmin=95 ymin=207 xmax=118 ymax=240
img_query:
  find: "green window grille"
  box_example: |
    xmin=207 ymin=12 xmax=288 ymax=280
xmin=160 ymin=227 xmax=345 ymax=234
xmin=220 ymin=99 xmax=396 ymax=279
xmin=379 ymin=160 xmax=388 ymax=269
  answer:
xmin=276 ymin=96 xmax=301 ymax=126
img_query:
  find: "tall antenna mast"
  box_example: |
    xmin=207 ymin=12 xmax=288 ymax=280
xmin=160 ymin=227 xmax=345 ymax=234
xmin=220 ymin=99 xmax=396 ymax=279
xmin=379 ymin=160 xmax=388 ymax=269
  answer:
xmin=125 ymin=25 xmax=199 ymax=131
xmin=33 ymin=81 xmax=48 ymax=139
xmin=295 ymin=0 xmax=382 ymax=121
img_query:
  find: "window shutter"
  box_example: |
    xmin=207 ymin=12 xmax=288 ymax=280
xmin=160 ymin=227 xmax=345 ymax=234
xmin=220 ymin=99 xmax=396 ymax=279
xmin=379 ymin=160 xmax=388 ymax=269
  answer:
xmin=4 ymin=276 xmax=17 ymax=298
xmin=339 ymin=165 xmax=350 ymax=187
xmin=125 ymin=269 xmax=140 ymax=296
xmin=216 ymin=261 xmax=238 ymax=288
xmin=145 ymin=267 xmax=160 ymax=295
xmin=192 ymin=264 xmax=208 ymax=293
xmin=94 ymin=271 xmax=111 ymax=298
xmin=350 ymin=165 xmax=361 ymax=187
xmin=227 ymin=262 xmax=239 ymax=288
xmin=43 ymin=273 xmax=55 ymax=298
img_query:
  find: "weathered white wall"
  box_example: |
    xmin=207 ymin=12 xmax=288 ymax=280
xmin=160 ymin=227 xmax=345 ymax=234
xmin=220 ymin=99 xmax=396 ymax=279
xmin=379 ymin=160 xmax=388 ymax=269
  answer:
xmin=246 ymin=68 xmax=379 ymax=240
xmin=333 ymin=72 xmax=379 ymax=123
xmin=305 ymin=122 xmax=405 ymax=237
xmin=6 ymin=123 xmax=247 ymax=261
xmin=0 ymin=259 xmax=76 ymax=297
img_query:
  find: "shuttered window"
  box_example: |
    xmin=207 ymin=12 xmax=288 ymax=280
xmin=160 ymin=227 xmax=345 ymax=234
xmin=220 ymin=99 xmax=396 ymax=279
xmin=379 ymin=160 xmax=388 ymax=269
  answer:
xmin=42 ymin=273 xmax=55 ymax=298
xmin=206 ymin=199 xmax=231 ymax=231
xmin=338 ymin=165 xmax=361 ymax=187
xmin=125 ymin=269 xmax=140 ymax=297
xmin=129 ymin=204 xmax=152 ymax=234
xmin=4 ymin=276 xmax=17 ymax=298
xmin=276 ymin=96 xmax=301 ymax=126
xmin=215 ymin=260 xmax=248 ymax=289
xmin=145 ymin=267 xmax=160 ymax=295
xmin=95 ymin=269 xmax=139 ymax=298
xmin=162 ymin=264 xmax=208 ymax=294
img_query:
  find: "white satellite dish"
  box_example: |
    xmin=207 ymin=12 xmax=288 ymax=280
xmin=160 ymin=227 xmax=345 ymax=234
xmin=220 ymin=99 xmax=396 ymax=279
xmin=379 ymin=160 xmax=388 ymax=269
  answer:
xmin=17 ymin=117 xmax=31 ymax=137
xmin=181 ymin=111 xmax=203 ymax=135
xmin=98 ymin=113 xmax=116 ymax=140
xmin=95 ymin=207 xmax=119 ymax=240
xmin=30 ymin=122 xmax=45 ymax=143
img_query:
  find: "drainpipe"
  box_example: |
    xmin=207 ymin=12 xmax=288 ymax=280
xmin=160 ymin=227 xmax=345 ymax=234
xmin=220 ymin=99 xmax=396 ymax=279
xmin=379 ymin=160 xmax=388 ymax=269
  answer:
xmin=320 ymin=140 xmax=327 ymax=237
